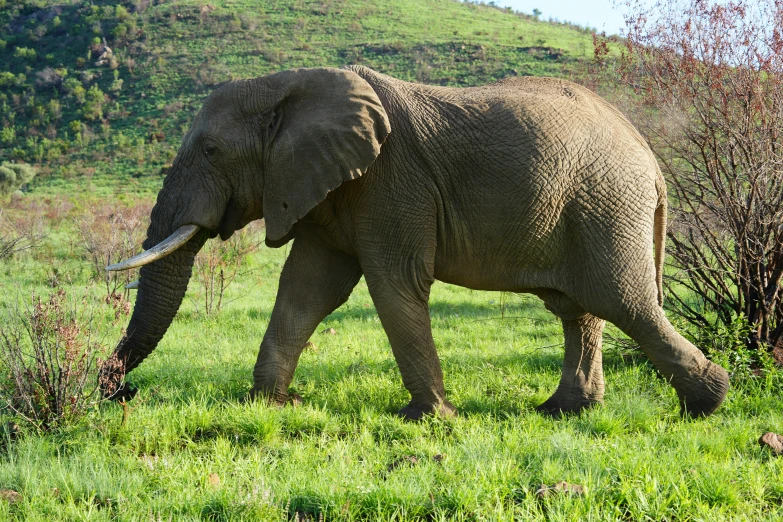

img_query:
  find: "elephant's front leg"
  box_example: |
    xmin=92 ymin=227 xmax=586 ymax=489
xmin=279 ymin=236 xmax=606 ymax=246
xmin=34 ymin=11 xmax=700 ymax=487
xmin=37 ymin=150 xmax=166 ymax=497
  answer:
xmin=363 ymin=262 xmax=457 ymax=421
xmin=251 ymin=231 xmax=362 ymax=405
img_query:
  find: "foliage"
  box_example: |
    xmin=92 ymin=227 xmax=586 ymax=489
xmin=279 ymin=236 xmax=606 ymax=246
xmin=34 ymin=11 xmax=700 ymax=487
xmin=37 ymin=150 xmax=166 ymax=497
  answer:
xmin=192 ymin=221 xmax=263 ymax=315
xmin=12 ymin=47 xmax=35 ymax=60
xmin=594 ymin=0 xmax=783 ymax=354
xmin=0 ymin=289 xmax=119 ymax=431
xmin=0 ymin=161 xmax=35 ymax=196
xmin=684 ymin=313 xmax=776 ymax=379
xmin=81 ymin=84 xmax=105 ymax=121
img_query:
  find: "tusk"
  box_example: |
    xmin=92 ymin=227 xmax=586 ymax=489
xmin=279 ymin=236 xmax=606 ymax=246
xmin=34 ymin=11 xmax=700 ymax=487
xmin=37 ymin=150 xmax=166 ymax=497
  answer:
xmin=125 ymin=279 xmax=140 ymax=290
xmin=106 ymin=224 xmax=201 ymax=271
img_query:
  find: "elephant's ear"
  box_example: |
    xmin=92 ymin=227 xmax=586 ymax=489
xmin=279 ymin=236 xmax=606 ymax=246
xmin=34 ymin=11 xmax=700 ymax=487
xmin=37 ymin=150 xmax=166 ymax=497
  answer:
xmin=254 ymin=68 xmax=390 ymax=246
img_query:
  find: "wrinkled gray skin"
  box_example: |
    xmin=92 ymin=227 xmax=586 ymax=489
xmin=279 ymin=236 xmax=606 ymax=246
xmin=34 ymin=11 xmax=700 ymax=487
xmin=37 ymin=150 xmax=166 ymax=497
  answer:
xmin=102 ymin=66 xmax=729 ymax=420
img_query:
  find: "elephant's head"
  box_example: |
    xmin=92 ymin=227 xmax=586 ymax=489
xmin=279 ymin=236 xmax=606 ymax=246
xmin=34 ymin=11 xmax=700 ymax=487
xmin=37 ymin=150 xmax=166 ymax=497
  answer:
xmin=101 ymin=68 xmax=390 ymax=395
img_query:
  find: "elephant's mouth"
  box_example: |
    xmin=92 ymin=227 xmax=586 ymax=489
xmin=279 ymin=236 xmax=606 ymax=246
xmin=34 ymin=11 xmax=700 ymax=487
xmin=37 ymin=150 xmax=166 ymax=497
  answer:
xmin=217 ymin=200 xmax=242 ymax=241
xmin=216 ymin=195 xmax=260 ymax=241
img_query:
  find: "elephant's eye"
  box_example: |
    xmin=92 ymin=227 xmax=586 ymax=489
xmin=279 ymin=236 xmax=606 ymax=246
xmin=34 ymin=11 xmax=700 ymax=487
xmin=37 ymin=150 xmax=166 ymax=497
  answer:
xmin=268 ymin=109 xmax=283 ymax=137
xmin=203 ymin=142 xmax=218 ymax=158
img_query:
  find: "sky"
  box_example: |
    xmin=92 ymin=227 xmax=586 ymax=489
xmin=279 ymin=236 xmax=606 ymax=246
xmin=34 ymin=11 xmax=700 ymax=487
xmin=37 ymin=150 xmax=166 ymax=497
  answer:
xmin=499 ymin=0 xmax=628 ymax=35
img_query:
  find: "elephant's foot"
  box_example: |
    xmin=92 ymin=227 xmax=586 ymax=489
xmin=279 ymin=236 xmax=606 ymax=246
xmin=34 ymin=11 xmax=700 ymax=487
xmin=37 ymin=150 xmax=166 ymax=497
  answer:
xmin=248 ymin=388 xmax=303 ymax=407
xmin=675 ymin=361 xmax=729 ymax=418
xmin=535 ymin=391 xmax=602 ymax=418
xmin=397 ymin=399 xmax=457 ymax=421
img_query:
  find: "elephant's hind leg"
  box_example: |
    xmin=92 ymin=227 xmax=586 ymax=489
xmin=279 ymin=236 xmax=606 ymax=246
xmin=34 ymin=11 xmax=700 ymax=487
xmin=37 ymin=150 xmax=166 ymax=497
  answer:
xmin=536 ymin=291 xmax=606 ymax=416
xmin=574 ymin=256 xmax=729 ymax=417
xmin=615 ymin=309 xmax=728 ymax=417
xmin=536 ymin=314 xmax=606 ymax=416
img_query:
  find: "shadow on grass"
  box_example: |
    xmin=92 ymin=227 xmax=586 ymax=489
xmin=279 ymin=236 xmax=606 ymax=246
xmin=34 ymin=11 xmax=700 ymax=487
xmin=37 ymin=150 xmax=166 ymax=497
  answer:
xmin=126 ymin=339 xmax=657 ymax=417
xmin=286 ymin=294 xmax=552 ymax=325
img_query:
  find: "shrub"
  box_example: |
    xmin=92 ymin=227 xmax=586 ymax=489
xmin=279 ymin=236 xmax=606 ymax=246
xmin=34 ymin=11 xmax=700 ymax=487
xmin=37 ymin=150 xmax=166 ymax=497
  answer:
xmin=114 ymin=5 xmax=130 ymax=20
xmin=110 ymin=70 xmax=123 ymax=92
xmin=64 ymin=78 xmax=86 ymax=103
xmin=112 ymin=23 xmax=128 ymax=40
xmin=0 ymin=167 xmax=17 ymax=195
xmin=48 ymin=99 xmax=61 ymax=120
xmin=74 ymin=200 xmax=152 ymax=300
xmin=694 ymin=314 xmax=776 ymax=380
xmin=13 ymin=47 xmax=36 ymax=60
xmin=192 ymin=221 xmax=263 ymax=315
xmin=1 ymin=197 xmax=48 ymax=253
xmin=34 ymin=67 xmax=65 ymax=88
xmin=0 ymin=211 xmax=34 ymax=261
xmin=0 ymin=126 xmax=15 ymax=145
xmin=0 ymin=162 xmax=36 ymax=197
xmin=82 ymin=84 xmax=106 ymax=121
xmin=0 ymin=289 xmax=120 ymax=431
xmin=0 ymin=71 xmax=21 ymax=87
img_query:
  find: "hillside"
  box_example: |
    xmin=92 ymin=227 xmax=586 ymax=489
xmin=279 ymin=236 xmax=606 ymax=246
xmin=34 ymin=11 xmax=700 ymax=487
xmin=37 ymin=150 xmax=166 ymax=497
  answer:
xmin=0 ymin=0 xmax=596 ymax=195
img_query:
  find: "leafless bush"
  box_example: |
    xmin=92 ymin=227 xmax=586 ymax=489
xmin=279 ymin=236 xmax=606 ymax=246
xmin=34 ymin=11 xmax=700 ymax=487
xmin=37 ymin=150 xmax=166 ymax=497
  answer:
xmin=593 ymin=0 xmax=783 ymax=357
xmin=162 ymin=100 xmax=184 ymax=117
xmin=0 ymin=289 xmax=121 ymax=431
xmin=0 ymin=232 xmax=32 ymax=261
xmin=0 ymin=204 xmax=45 ymax=260
xmin=0 ymin=213 xmax=34 ymax=261
xmin=34 ymin=67 xmax=64 ymax=88
xmin=74 ymin=200 xmax=152 ymax=302
xmin=192 ymin=221 xmax=263 ymax=315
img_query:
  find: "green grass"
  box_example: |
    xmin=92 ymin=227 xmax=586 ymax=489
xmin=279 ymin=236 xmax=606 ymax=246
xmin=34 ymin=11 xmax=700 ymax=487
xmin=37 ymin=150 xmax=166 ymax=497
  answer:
xmin=1 ymin=1 xmax=781 ymax=519
xmin=1 ymin=207 xmax=783 ymax=520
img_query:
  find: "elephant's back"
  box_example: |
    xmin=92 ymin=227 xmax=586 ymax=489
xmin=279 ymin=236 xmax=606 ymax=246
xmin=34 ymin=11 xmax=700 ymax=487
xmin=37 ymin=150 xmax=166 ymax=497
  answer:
xmin=426 ymin=77 xmax=661 ymax=290
xmin=462 ymin=75 xmax=660 ymax=198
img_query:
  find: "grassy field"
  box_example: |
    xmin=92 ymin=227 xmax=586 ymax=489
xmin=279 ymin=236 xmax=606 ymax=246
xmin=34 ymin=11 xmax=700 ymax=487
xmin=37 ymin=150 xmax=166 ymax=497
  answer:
xmin=1 ymin=198 xmax=783 ymax=521
xmin=2 ymin=0 xmax=783 ymax=520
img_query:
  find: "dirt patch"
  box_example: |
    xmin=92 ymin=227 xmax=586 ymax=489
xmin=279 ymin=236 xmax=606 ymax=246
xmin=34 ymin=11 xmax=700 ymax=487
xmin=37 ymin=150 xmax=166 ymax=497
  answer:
xmin=0 ymin=490 xmax=22 ymax=504
xmin=536 ymin=481 xmax=585 ymax=498
xmin=760 ymin=432 xmax=783 ymax=455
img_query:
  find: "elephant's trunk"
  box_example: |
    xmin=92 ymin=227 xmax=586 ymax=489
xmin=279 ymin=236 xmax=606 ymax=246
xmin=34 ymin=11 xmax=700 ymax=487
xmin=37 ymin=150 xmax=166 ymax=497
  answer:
xmin=100 ymin=218 xmax=207 ymax=397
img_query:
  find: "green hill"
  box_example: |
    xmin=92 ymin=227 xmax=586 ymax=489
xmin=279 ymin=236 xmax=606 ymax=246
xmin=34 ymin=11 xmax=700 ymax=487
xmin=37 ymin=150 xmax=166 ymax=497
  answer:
xmin=0 ymin=0 xmax=596 ymax=195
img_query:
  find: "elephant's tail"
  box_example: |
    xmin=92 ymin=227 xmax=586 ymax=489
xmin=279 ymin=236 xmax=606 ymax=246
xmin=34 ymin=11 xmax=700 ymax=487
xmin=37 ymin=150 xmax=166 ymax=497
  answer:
xmin=654 ymin=177 xmax=667 ymax=307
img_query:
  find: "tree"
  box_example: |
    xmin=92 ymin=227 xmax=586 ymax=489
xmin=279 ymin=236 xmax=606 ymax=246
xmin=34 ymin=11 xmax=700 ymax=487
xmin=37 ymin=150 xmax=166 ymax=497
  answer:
xmin=82 ymin=84 xmax=106 ymax=121
xmin=0 ymin=161 xmax=36 ymax=196
xmin=594 ymin=0 xmax=783 ymax=356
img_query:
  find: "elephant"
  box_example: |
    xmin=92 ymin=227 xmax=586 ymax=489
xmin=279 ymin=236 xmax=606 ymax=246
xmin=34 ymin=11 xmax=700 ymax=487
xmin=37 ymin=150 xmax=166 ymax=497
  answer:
xmin=103 ymin=66 xmax=729 ymax=420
